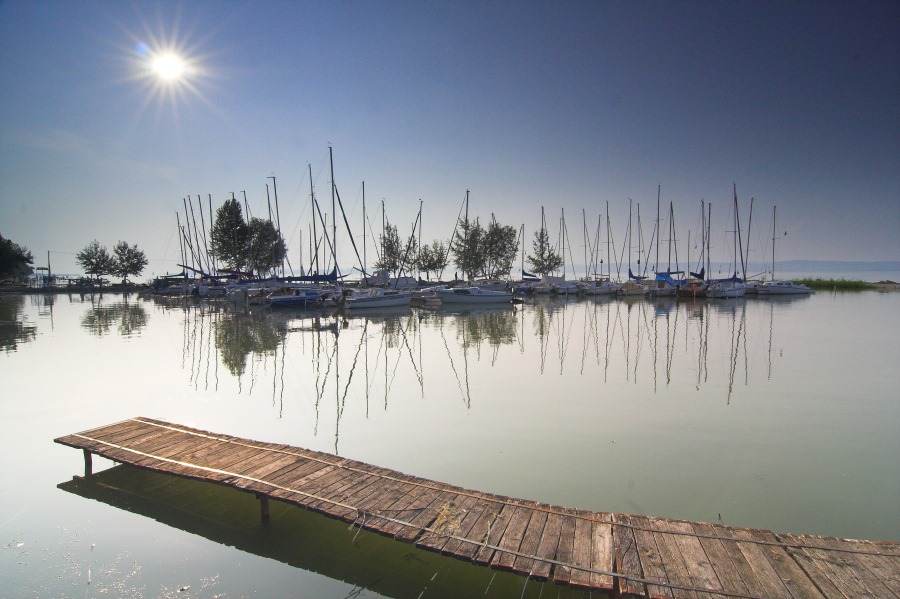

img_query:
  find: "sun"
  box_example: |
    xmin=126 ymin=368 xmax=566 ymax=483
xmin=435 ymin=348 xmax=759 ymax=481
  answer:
xmin=152 ymin=53 xmax=187 ymax=81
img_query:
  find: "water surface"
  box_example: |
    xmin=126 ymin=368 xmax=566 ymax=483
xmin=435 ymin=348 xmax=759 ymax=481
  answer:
xmin=1 ymin=290 xmax=898 ymax=597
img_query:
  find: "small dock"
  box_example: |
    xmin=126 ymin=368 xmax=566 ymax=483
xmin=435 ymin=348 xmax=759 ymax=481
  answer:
xmin=56 ymin=417 xmax=900 ymax=598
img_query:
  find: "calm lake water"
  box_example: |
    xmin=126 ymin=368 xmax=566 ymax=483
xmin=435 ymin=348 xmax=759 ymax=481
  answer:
xmin=2 ymin=290 xmax=898 ymax=598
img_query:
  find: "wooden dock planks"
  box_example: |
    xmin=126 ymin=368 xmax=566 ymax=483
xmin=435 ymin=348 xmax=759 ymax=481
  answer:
xmin=55 ymin=417 xmax=900 ymax=599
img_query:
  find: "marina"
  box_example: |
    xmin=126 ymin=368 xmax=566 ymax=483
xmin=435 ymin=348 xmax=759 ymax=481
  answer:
xmin=56 ymin=416 xmax=900 ymax=598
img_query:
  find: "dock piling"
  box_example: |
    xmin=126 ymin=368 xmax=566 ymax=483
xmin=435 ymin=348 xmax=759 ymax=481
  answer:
xmin=257 ymin=494 xmax=270 ymax=521
xmin=83 ymin=449 xmax=92 ymax=477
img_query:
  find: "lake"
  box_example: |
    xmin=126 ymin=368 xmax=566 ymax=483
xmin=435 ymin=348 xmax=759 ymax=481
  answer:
xmin=1 ymin=289 xmax=898 ymax=598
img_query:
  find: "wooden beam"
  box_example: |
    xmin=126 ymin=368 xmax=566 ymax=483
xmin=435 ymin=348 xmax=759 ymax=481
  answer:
xmin=83 ymin=449 xmax=92 ymax=477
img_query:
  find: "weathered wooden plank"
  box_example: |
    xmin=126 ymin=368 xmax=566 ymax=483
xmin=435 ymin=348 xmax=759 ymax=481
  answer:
xmin=84 ymin=420 xmax=155 ymax=444
xmin=744 ymin=529 xmax=826 ymax=599
xmin=612 ymin=513 xmax=647 ymax=598
xmin=568 ymin=510 xmax=595 ymax=589
xmin=490 ymin=505 xmax=534 ymax=570
xmin=368 ymin=478 xmax=437 ymax=537
xmin=412 ymin=492 xmax=480 ymax=552
xmin=436 ymin=495 xmax=495 ymax=558
xmin=266 ymin=458 xmax=332 ymax=489
xmin=509 ymin=508 xmax=548 ymax=575
xmin=99 ymin=428 xmax=172 ymax=452
xmin=690 ymin=521 xmax=754 ymax=597
xmin=399 ymin=489 xmax=463 ymax=545
xmin=589 ymin=514 xmax=614 ymax=592
xmin=732 ymin=528 xmax=794 ymax=599
xmin=472 ymin=501 xmax=516 ymax=565
xmin=126 ymin=430 xmax=198 ymax=455
xmin=817 ymin=535 xmax=898 ymax=599
xmin=664 ymin=519 xmax=726 ymax=599
xmin=844 ymin=539 xmax=900 ymax=596
xmin=77 ymin=419 xmax=146 ymax=442
xmin=530 ymin=509 xmax=563 ymax=581
xmin=781 ymin=532 xmax=891 ymax=599
xmin=626 ymin=514 xmax=674 ymax=599
xmin=453 ymin=501 xmax=505 ymax=561
xmin=647 ymin=516 xmax=698 ymax=599
xmin=552 ymin=509 xmax=578 ymax=586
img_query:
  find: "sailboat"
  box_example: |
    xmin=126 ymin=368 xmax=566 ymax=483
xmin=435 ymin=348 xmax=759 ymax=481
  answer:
xmin=757 ymin=206 xmax=811 ymax=296
xmin=707 ymin=185 xmax=747 ymax=299
xmin=618 ymin=200 xmax=647 ymax=296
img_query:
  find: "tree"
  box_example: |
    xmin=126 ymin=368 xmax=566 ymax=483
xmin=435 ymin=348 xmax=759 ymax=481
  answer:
xmin=482 ymin=220 xmax=518 ymax=278
xmin=246 ymin=217 xmax=287 ymax=276
xmin=374 ymin=221 xmax=403 ymax=275
xmin=526 ymin=227 xmax=563 ymax=275
xmin=416 ymin=239 xmax=449 ymax=280
xmin=76 ymin=240 xmax=115 ymax=283
xmin=0 ymin=234 xmax=34 ymax=280
xmin=112 ymin=241 xmax=148 ymax=285
xmin=450 ymin=216 xmax=485 ymax=280
xmin=211 ymin=198 xmax=250 ymax=272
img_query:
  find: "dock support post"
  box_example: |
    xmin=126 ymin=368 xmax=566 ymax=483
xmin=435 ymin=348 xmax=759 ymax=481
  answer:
xmin=257 ymin=494 xmax=270 ymax=521
xmin=83 ymin=449 xmax=92 ymax=477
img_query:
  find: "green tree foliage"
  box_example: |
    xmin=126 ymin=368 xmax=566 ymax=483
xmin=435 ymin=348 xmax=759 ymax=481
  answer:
xmin=450 ymin=217 xmax=484 ymax=280
xmin=450 ymin=217 xmax=519 ymax=280
xmin=112 ymin=241 xmax=148 ymax=284
xmin=247 ymin=217 xmax=287 ymax=276
xmin=374 ymin=220 xmax=420 ymax=277
xmin=0 ymin=234 xmax=34 ymax=279
xmin=416 ymin=239 xmax=449 ymax=280
xmin=211 ymin=198 xmax=250 ymax=272
xmin=482 ymin=220 xmax=518 ymax=278
xmin=76 ymin=240 xmax=115 ymax=283
xmin=526 ymin=227 xmax=563 ymax=275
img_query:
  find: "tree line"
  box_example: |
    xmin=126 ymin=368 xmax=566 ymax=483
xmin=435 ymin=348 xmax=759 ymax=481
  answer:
xmin=209 ymin=196 xmax=566 ymax=282
xmin=76 ymin=240 xmax=148 ymax=285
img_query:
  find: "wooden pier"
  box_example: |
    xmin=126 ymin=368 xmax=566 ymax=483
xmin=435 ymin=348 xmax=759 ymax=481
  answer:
xmin=56 ymin=417 xmax=900 ymax=598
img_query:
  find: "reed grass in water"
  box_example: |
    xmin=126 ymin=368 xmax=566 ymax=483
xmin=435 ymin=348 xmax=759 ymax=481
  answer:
xmin=794 ymin=278 xmax=875 ymax=291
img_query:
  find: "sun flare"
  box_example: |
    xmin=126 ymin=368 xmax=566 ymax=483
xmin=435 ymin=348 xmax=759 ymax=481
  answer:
xmin=152 ymin=53 xmax=186 ymax=81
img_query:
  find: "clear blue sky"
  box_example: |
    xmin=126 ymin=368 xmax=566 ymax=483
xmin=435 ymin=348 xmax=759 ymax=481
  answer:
xmin=1 ymin=0 xmax=897 ymax=277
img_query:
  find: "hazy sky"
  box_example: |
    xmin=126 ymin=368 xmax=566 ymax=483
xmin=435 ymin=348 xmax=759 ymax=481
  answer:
xmin=1 ymin=0 xmax=897 ymax=277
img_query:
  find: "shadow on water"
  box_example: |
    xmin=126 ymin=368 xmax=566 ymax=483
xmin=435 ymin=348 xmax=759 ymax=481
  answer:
xmin=59 ymin=465 xmax=598 ymax=599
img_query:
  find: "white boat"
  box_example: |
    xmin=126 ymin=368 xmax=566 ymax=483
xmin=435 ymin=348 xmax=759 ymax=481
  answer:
xmin=757 ymin=280 xmax=811 ymax=295
xmin=345 ymin=288 xmax=412 ymax=309
xmin=706 ymin=279 xmax=746 ymax=298
xmin=553 ymin=280 xmax=579 ymax=295
xmin=617 ymin=280 xmax=647 ymax=297
xmin=756 ymin=206 xmax=811 ymax=297
xmin=577 ymin=278 xmax=619 ymax=296
xmin=436 ymin=286 xmax=513 ymax=304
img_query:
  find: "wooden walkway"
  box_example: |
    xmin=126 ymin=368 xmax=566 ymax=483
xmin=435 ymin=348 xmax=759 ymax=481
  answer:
xmin=56 ymin=417 xmax=900 ymax=598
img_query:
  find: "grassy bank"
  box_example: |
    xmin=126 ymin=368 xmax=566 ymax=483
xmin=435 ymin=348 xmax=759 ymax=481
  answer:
xmin=794 ymin=278 xmax=885 ymax=291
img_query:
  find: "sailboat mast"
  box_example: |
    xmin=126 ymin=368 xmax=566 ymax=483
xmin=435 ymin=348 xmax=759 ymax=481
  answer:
xmin=329 ymin=146 xmax=338 ymax=278
xmin=627 ymin=199 xmax=632 ymax=278
xmin=734 ymin=184 xmax=745 ymax=279
xmin=772 ymin=205 xmax=777 ymax=280
xmin=362 ymin=181 xmax=367 ymax=278
xmin=656 ymin=185 xmax=661 ymax=273
xmin=745 ymin=196 xmax=754 ymax=281
xmin=309 ymin=164 xmax=319 ymax=275
xmin=270 ymin=176 xmax=283 ymax=277
xmin=606 ymin=201 xmax=611 ymax=280
xmin=706 ymin=202 xmax=712 ymax=279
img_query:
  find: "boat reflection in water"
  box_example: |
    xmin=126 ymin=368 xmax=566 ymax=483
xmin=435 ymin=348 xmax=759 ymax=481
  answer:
xmin=166 ymin=292 xmax=816 ymax=440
